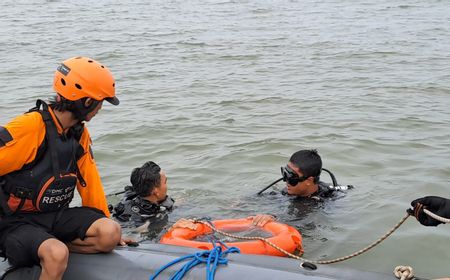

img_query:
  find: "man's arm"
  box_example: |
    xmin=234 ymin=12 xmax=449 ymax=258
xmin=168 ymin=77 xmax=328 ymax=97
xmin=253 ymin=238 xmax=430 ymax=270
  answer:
xmin=0 ymin=113 xmax=45 ymax=176
xmin=76 ymin=127 xmax=110 ymax=216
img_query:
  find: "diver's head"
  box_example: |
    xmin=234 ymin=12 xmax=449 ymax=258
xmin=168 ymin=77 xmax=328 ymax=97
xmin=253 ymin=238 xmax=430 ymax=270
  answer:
xmin=283 ymin=149 xmax=322 ymax=196
xmin=51 ymin=56 xmax=119 ymax=122
xmin=130 ymin=161 xmax=168 ymax=204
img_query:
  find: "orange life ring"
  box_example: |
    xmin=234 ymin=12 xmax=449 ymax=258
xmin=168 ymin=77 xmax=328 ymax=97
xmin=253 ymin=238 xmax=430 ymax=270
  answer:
xmin=159 ymin=219 xmax=303 ymax=257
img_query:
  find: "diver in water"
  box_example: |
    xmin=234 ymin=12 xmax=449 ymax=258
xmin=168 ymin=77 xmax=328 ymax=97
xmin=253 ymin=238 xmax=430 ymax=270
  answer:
xmin=111 ymin=161 xmax=275 ymax=236
xmin=281 ymin=149 xmax=333 ymax=199
xmin=254 ymin=149 xmax=354 ymax=224
xmin=110 ymin=161 xmax=175 ymax=236
xmin=259 ymin=149 xmax=352 ymax=200
xmin=410 ymin=196 xmax=450 ymax=226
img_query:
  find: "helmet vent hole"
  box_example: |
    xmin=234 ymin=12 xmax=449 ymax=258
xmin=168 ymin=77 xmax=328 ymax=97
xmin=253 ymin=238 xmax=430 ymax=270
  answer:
xmin=88 ymin=60 xmax=93 ymax=63
xmin=61 ymin=78 xmax=66 ymax=86
xmin=112 ymin=83 xmax=115 ymax=87
xmin=75 ymin=83 xmax=82 ymax=90
xmin=101 ymin=65 xmax=105 ymax=68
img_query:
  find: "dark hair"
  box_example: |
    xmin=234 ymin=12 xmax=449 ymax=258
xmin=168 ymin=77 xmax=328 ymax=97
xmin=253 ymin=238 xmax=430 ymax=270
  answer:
xmin=49 ymin=95 xmax=100 ymax=121
xmin=130 ymin=161 xmax=161 ymax=197
xmin=48 ymin=95 xmax=75 ymax=112
xmin=289 ymin=149 xmax=322 ymax=183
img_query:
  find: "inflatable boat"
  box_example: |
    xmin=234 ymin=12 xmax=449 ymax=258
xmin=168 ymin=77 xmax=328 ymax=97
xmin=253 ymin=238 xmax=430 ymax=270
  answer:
xmin=0 ymin=243 xmax=399 ymax=279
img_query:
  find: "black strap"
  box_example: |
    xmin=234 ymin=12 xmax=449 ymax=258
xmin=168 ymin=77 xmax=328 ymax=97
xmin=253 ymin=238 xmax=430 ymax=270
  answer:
xmin=36 ymin=100 xmax=61 ymax=182
xmin=76 ymin=167 xmax=86 ymax=187
xmin=20 ymin=138 xmax=47 ymax=170
xmin=40 ymin=100 xmax=87 ymax=188
xmin=0 ymin=179 xmax=12 ymax=216
xmin=13 ymin=198 xmax=27 ymax=215
xmin=0 ymin=126 xmax=13 ymax=147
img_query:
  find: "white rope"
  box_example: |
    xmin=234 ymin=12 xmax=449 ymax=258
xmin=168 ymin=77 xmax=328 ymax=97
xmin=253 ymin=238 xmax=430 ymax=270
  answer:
xmin=392 ymin=209 xmax=448 ymax=280
xmin=186 ymin=208 xmax=447 ymax=274
xmin=423 ymin=209 xmax=450 ymax=223
xmin=191 ymin=214 xmax=411 ymax=265
xmin=394 ymin=266 xmax=414 ymax=280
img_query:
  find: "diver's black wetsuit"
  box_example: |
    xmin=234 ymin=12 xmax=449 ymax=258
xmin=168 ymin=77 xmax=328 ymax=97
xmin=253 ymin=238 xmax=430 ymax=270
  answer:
xmin=110 ymin=188 xmax=174 ymax=238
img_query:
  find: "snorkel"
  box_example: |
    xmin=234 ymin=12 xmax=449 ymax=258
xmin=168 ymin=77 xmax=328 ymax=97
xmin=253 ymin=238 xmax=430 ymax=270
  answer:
xmin=257 ymin=177 xmax=283 ymax=195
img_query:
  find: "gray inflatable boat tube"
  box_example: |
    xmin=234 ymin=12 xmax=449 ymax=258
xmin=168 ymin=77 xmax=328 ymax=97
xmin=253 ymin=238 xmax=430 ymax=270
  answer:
xmin=0 ymin=243 xmax=399 ymax=280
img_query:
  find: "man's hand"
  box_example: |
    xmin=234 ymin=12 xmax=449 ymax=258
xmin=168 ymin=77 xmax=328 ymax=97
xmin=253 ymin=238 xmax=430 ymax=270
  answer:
xmin=118 ymin=237 xmax=136 ymax=246
xmin=169 ymin=218 xmax=198 ymax=231
xmin=410 ymin=196 xmax=450 ymax=226
xmin=247 ymin=214 xmax=276 ymax=227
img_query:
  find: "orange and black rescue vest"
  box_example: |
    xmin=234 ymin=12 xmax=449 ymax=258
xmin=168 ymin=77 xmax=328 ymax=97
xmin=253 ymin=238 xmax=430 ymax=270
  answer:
xmin=0 ymin=100 xmax=86 ymax=214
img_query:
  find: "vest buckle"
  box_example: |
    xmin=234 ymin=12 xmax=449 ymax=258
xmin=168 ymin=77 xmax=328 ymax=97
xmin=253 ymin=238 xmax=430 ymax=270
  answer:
xmin=14 ymin=187 xmax=34 ymax=199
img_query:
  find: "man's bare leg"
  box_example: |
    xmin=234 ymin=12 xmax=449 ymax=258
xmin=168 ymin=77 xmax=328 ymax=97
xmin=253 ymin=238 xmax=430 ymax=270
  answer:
xmin=38 ymin=238 xmax=69 ymax=280
xmin=67 ymin=218 xmax=121 ymax=253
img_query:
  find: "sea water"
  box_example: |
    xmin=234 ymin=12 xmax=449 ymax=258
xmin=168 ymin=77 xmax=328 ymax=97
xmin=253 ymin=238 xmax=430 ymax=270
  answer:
xmin=1 ymin=0 xmax=449 ymax=278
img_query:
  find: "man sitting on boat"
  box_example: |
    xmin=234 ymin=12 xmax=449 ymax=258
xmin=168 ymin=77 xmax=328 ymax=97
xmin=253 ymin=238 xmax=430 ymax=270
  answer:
xmin=0 ymin=57 xmax=128 ymax=280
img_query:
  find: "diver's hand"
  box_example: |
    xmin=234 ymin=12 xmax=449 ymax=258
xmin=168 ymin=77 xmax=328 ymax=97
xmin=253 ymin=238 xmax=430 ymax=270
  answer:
xmin=118 ymin=236 xmax=135 ymax=246
xmin=410 ymin=196 xmax=450 ymax=226
xmin=248 ymin=214 xmax=276 ymax=227
xmin=170 ymin=218 xmax=198 ymax=231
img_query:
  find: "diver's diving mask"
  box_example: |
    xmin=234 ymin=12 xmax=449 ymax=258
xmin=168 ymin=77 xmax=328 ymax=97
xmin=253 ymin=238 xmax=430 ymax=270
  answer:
xmin=281 ymin=165 xmax=308 ymax=186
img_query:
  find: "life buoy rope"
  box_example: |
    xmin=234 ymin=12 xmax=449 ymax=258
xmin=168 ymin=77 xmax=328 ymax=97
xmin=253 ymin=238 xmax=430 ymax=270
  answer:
xmin=392 ymin=209 xmax=449 ymax=280
xmin=159 ymin=208 xmax=447 ymax=280
xmin=191 ymin=219 xmax=301 ymax=257
xmin=423 ymin=208 xmax=450 ymax=224
xmin=160 ymin=219 xmax=303 ymax=257
xmin=190 ymin=209 xmax=448 ymax=267
xmin=190 ymin=214 xmax=410 ymax=265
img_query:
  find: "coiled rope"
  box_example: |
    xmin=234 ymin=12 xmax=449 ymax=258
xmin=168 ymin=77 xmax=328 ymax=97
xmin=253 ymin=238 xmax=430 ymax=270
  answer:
xmin=150 ymin=242 xmax=240 ymax=280
xmin=393 ymin=266 xmax=414 ymax=280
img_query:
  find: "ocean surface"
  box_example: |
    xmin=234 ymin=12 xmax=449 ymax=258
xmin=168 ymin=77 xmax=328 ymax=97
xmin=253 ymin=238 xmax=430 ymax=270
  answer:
xmin=1 ymin=0 xmax=449 ymax=278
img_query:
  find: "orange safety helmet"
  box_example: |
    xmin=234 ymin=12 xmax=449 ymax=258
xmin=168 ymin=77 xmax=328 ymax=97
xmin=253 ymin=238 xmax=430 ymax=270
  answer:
xmin=53 ymin=56 xmax=119 ymax=105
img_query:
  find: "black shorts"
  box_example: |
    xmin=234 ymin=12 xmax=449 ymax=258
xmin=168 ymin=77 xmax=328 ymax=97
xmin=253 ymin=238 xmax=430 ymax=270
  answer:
xmin=0 ymin=206 xmax=106 ymax=267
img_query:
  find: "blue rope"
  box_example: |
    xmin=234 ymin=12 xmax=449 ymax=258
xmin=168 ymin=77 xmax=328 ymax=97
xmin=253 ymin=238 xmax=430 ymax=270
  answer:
xmin=150 ymin=243 xmax=240 ymax=280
